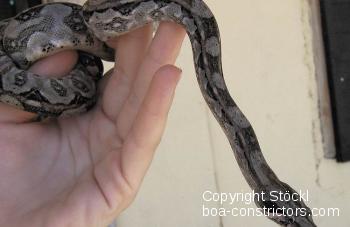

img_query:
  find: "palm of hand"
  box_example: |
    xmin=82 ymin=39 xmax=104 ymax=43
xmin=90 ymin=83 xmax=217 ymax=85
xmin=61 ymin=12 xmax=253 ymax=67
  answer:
xmin=0 ymin=23 xmax=185 ymax=227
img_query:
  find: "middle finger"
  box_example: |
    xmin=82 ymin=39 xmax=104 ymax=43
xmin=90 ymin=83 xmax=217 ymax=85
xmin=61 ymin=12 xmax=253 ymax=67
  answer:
xmin=117 ymin=22 xmax=186 ymax=138
xmin=101 ymin=24 xmax=153 ymax=120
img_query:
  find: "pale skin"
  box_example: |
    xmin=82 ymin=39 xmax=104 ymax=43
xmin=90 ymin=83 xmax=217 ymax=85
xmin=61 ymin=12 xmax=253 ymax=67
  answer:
xmin=0 ymin=22 xmax=186 ymax=227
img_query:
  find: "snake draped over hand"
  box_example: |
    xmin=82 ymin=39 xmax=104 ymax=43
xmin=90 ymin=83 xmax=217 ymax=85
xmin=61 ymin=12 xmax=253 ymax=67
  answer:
xmin=0 ymin=1 xmax=316 ymax=226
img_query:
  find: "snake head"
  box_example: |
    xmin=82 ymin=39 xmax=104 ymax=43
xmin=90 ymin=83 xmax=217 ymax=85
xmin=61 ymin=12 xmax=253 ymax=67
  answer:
xmin=254 ymin=183 xmax=317 ymax=227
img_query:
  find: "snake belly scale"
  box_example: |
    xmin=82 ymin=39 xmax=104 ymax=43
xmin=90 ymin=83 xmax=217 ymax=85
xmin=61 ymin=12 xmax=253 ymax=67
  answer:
xmin=0 ymin=1 xmax=316 ymax=226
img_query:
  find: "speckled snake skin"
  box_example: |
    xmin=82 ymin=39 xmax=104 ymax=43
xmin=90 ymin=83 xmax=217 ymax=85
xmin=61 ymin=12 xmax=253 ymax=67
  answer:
xmin=0 ymin=1 xmax=316 ymax=226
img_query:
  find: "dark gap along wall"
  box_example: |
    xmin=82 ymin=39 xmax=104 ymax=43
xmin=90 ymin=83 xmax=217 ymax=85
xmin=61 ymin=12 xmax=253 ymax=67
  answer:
xmin=320 ymin=0 xmax=350 ymax=162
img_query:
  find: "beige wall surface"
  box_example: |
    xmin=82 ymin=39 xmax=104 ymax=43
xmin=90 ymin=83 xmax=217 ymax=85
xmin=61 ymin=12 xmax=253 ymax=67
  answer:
xmin=112 ymin=1 xmax=350 ymax=227
xmin=46 ymin=0 xmax=350 ymax=226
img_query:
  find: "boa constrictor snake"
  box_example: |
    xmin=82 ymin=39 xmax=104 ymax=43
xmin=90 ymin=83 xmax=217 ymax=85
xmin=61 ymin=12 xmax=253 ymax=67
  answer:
xmin=0 ymin=1 xmax=316 ymax=226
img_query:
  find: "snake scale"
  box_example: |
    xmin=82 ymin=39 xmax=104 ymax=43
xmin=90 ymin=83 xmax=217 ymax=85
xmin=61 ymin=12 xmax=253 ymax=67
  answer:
xmin=0 ymin=0 xmax=316 ymax=226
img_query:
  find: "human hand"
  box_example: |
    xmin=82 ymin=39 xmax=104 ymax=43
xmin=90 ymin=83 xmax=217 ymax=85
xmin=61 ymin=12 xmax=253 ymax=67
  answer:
xmin=0 ymin=22 xmax=185 ymax=227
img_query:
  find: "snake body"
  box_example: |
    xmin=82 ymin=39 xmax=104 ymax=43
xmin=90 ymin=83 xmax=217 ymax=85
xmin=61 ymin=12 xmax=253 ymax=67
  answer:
xmin=0 ymin=1 xmax=316 ymax=226
xmin=0 ymin=3 xmax=115 ymax=117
